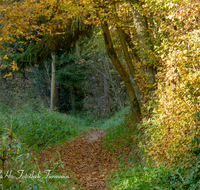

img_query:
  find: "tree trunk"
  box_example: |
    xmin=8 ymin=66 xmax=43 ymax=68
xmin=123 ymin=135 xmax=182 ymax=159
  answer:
xmin=101 ymin=20 xmax=141 ymax=123
xmin=131 ymin=6 xmax=156 ymax=83
xmin=115 ymin=8 xmax=136 ymax=79
xmin=121 ymin=29 xmax=141 ymax=63
xmin=117 ymin=27 xmax=136 ymax=79
xmin=50 ymin=52 xmax=56 ymax=111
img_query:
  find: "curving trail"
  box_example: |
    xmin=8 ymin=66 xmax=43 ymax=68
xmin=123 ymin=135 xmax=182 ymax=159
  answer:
xmin=37 ymin=129 xmax=119 ymax=190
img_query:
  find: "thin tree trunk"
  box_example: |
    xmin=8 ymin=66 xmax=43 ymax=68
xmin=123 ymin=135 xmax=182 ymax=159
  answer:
xmin=101 ymin=20 xmax=141 ymax=123
xmin=44 ymin=61 xmax=51 ymax=91
xmin=121 ymin=29 xmax=141 ymax=63
xmin=117 ymin=27 xmax=136 ymax=78
xmin=50 ymin=52 xmax=56 ymax=111
xmin=92 ymin=57 xmax=123 ymax=109
xmin=115 ymin=8 xmax=136 ymax=79
xmin=117 ymin=28 xmax=142 ymax=100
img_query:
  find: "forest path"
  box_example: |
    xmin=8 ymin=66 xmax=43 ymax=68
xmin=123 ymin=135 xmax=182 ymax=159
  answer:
xmin=37 ymin=129 xmax=119 ymax=190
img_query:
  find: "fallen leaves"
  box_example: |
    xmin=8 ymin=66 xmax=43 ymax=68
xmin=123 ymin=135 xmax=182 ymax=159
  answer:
xmin=37 ymin=129 xmax=119 ymax=190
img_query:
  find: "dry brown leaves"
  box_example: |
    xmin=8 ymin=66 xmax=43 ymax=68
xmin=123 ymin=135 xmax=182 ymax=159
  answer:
xmin=36 ymin=129 xmax=123 ymax=190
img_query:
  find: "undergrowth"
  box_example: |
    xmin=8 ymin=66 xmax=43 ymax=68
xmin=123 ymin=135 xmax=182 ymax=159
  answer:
xmin=103 ymin=115 xmax=200 ymax=190
xmin=0 ymin=102 xmax=88 ymax=189
xmin=0 ymin=124 xmax=81 ymax=190
xmin=1 ymin=101 xmax=200 ymax=190
xmin=0 ymin=102 xmax=90 ymax=147
xmin=91 ymin=106 xmax=131 ymax=129
xmin=107 ymin=160 xmax=200 ymax=190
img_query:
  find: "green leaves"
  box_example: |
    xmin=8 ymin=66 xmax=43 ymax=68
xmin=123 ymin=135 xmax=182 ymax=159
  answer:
xmin=194 ymin=148 xmax=200 ymax=156
xmin=110 ymin=162 xmax=200 ymax=190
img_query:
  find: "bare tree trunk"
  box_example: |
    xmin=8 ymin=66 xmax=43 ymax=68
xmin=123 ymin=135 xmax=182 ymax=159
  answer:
xmin=131 ymin=6 xmax=156 ymax=83
xmin=115 ymin=8 xmax=136 ymax=79
xmin=92 ymin=57 xmax=123 ymax=110
xmin=121 ymin=29 xmax=141 ymax=63
xmin=50 ymin=52 xmax=56 ymax=111
xmin=101 ymin=20 xmax=141 ymax=123
xmin=117 ymin=27 xmax=136 ymax=79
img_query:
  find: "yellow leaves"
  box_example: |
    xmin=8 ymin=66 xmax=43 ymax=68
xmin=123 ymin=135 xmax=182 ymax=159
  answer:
xmin=145 ymin=60 xmax=199 ymax=164
xmin=0 ymin=60 xmax=19 ymax=78
xmin=0 ymin=65 xmax=7 ymax=69
xmin=18 ymin=48 xmax=24 ymax=51
xmin=35 ymin=37 xmax=41 ymax=42
xmin=3 ymin=55 xmax=8 ymax=59
xmin=55 ymin=32 xmax=65 ymax=35
xmin=3 ymin=72 xmax=12 ymax=78
xmin=10 ymin=61 xmax=19 ymax=71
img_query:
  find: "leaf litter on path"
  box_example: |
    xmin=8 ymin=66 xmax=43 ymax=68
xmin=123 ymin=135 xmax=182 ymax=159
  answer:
xmin=37 ymin=129 xmax=120 ymax=190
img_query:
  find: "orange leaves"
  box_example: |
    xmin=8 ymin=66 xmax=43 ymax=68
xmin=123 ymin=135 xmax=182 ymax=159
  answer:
xmin=0 ymin=60 xmax=19 ymax=78
xmin=3 ymin=55 xmax=8 ymax=59
xmin=0 ymin=65 xmax=7 ymax=69
xmin=0 ymin=0 xmax=95 ymax=43
xmin=18 ymin=48 xmax=24 ymax=51
xmin=3 ymin=72 xmax=12 ymax=78
xmin=10 ymin=61 xmax=19 ymax=71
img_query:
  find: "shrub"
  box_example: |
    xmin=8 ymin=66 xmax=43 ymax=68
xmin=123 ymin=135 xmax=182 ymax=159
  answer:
xmin=142 ymin=29 xmax=200 ymax=165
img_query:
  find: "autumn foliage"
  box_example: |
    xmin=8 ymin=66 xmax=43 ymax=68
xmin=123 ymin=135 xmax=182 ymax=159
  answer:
xmin=142 ymin=0 xmax=200 ymax=164
xmin=0 ymin=0 xmax=200 ymax=168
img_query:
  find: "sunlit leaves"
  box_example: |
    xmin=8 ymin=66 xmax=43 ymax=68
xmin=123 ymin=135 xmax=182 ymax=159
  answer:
xmin=3 ymin=54 xmax=8 ymax=59
xmin=142 ymin=0 xmax=200 ymax=165
xmin=10 ymin=60 xmax=19 ymax=71
xmin=3 ymin=72 xmax=12 ymax=78
xmin=0 ymin=64 xmax=7 ymax=69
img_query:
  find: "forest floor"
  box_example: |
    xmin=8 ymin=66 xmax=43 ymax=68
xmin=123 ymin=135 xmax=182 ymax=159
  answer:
xmin=36 ymin=128 xmax=132 ymax=190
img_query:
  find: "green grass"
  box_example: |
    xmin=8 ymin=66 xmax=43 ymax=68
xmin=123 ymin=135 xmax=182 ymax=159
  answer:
xmin=0 ymin=102 xmax=88 ymax=189
xmin=90 ymin=106 xmax=131 ymax=129
xmin=0 ymin=102 xmax=90 ymax=147
xmin=102 ymin=124 xmax=135 ymax=153
xmin=0 ymin=102 xmax=130 ymax=148
xmin=2 ymin=102 xmax=199 ymax=190
xmin=100 ymin=108 xmax=200 ymax=190
xmin=107 ymin=161 xmax=200 ymax=190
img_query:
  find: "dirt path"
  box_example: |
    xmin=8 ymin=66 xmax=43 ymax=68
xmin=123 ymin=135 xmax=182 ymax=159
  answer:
xmin=37 ymin=129 xmax=119 ymax=190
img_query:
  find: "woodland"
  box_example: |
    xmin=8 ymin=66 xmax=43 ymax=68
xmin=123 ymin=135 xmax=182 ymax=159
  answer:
xmin=0 ymin=0 xmax=200 ymax=189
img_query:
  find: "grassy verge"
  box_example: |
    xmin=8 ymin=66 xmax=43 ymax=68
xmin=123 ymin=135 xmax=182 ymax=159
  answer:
xmin=107 ymin=161 xmax=200 ymax=190
xmin=2 ymin=102 xmax=200 ymax=190
xmin=101 ymin=108 xmax=200 ymax=190
xmin=0 ymin=103 xmax=91 ymax=147
xmin=0 ymin=102 xmax=90 ymax=189
xmin=90 ymin=106 xmax=131 ymax=129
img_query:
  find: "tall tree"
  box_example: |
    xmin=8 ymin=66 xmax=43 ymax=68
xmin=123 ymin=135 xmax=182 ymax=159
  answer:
xmin=0 ymin=0 xmax=92 ymax=111
xmin=0 ymin=0 xmax=158 ymax=121
xmin=130 ymin=2 xmax=156 ymax=83
xmin=100 ymin=20 xmax=141 ymax=123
